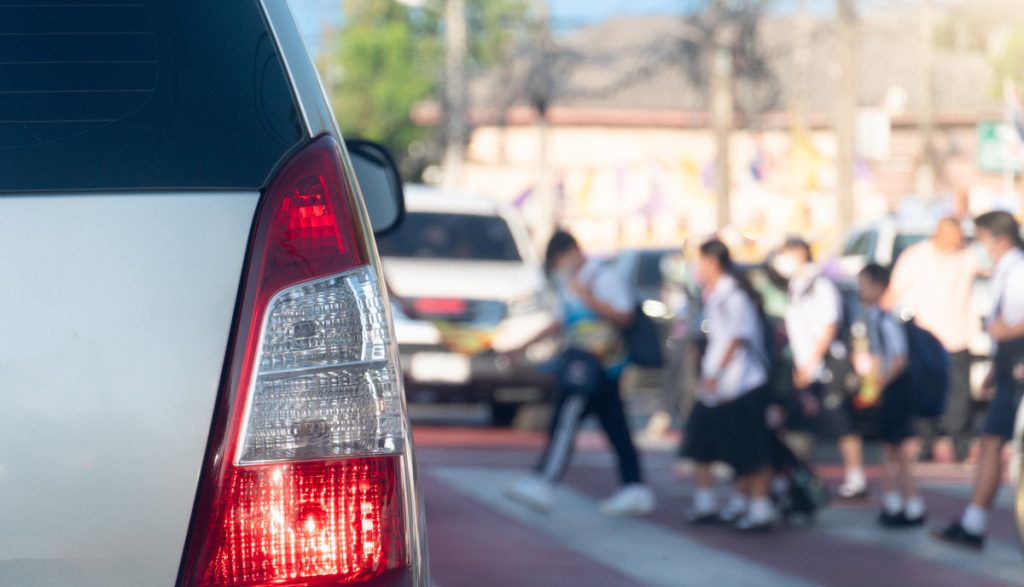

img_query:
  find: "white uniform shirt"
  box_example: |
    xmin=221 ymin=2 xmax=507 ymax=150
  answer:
xmin=990 ymin=247 xmax=1024 ymax=329
xmin=864 ymin=306 xmax=907 ymax=376
xmin=699 ymin=274 xmax=768 ymax=406
xmin=785 ymin=271 xmax=842 ymax=383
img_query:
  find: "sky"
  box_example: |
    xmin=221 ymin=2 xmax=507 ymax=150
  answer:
xmin=286 ymin=0 xmax=695 ymax=55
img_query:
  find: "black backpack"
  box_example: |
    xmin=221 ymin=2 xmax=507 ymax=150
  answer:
xmin=624 ymin=305 xmax=665 ymax=368
xmin=902 ymin=319 xmax=951 ymax=417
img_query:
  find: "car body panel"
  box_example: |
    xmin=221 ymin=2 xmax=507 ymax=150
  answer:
xmin=0 ymin=193 xmax=258 ymax=586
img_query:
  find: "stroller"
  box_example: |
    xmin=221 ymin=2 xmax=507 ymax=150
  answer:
xmin=771 ymin=433 xmax=829 ymax=523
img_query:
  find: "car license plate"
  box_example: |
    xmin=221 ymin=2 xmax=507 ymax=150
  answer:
xmin=410 ymin=353 xmax=471 ymax=384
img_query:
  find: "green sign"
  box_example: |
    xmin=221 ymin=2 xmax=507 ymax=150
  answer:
xmin=977 ymin=120 xmax=1024 ymax=174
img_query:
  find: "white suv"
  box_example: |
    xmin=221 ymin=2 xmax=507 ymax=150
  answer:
xmin=0 ymin=2 xmax=427 ymax=586
xmin=378 ymin=186 xmax=558 ymax=426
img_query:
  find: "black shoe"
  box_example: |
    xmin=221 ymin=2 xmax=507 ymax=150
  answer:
xmin=686 ymin=510 xmax=720 ymax=525
xmin=930 ymin=522 xmax=984 ymax=550
xmin=879 ymin=510 xmax=927 ymax=529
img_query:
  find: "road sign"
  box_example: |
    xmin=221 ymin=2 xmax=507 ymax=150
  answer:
xmin=977 ymin=120 xmax=1024 ymax=174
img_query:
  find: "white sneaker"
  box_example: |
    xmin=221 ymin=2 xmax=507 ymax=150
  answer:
xmin=503 ymin=477 xmax=555 ymax=513
xmin=601 ymin=484 xmax=656 ymax=516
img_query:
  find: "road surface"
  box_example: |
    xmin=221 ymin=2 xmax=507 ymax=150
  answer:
xmin=415 ymin=422 xmax=1024 ymax=587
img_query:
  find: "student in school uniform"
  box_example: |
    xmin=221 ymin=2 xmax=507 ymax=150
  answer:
xmin=934 ymin=211 xmax=1024 ymax=549
xmin=683 ymin=239 xmax=777 ymax=532
xmin=504 ymin=230 xmax=656 ymax=517
xmin=858 ymin=264 xmax=927 ymax=527
xmin=774 ymin=237 xmax=868 ymax=499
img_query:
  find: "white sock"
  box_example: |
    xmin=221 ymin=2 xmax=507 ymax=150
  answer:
xmin=723 ymin=491 xmax=748 ymax=515
xmin=960 ymin=503 xmax=988 ymax=535
xmin=694 ymin=488 xmax=716 ymax=514
xmin=748 ymin=497 xmax=776 ymax=523
xmin=882 ymin=491 xmax=903 ymax=515
xmin=904 ymin=496 xmax=926 ymax=520
xmin=845 ymin=468 xmax=866 ymax=489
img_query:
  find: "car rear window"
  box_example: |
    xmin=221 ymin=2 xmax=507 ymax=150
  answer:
xmin=0 ymin=0 xmax=304 ymax=192
xmin=636 ymin=252 xmax=666 ymax=288
xmin=893 ymin=234 xmax=928 ymax=262
xmin=377 ymin=212 xmax=522 ymax=262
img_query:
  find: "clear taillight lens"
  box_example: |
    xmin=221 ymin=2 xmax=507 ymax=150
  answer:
xmin=239 ymin=268 xmax=404 ymax=464
xmin=180 ymin=136 xmax=417 ymax=587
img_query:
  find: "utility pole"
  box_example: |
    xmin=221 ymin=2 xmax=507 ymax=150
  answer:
xmin=835 ymin=0 xmax=857 ymax=237
xmin=530 ymin=0 xmax=556 ymax=246
xmin=918 ymin=0 xmax=938 ymax=196
xmin=710 ymin=0 xmax=736 ymax=230
xmin=441 ymin=0 xmax=467 ymax=190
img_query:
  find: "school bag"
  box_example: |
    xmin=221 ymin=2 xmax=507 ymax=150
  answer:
xmin=772 ymin=434 xmax=829 ymax=522
xmin=623 ymin=306 xmax=665 ymax=367
xmin=902 ymin=319 xmax=951 ymax=418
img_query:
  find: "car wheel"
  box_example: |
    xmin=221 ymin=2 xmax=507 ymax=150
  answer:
xmin=489 ymin=402 xmax=520 ymax=428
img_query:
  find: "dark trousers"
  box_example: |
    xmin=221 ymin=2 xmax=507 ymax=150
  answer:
xmin=918 ymin=351 xmax=973 ymax=460
xmin=537 ymin=374 xmax=643 ymax=485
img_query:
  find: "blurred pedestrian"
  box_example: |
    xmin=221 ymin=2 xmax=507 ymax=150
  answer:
xmin=884 ymin=217 xmax=979 ymax=462
xmin=859 ymin=264 xmax=927 ymax=528
xmin=504 ymin=230 xmax=656 ymax=516
xmin=774 ymin=237 xmax=868 ymax=499
xmin=933 ymin=211 xmax=1024 ymax=550
xmin=682 ymin=239 xmax=777 ymax=532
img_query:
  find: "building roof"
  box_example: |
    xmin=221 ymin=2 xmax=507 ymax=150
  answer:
xmin=414 ymin=13 xmax=1001 ymax=128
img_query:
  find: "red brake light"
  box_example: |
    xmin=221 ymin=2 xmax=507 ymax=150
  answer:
xmin=413 ymin=298 xmax=468 ymax=316
xmin=208 ymin=459 xmax=402 ymax=585
xmin=179 ymin=136 xmax=412 ymax=587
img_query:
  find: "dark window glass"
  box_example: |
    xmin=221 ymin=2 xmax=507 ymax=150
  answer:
xmin=377 ymin=212 xmax=522 ymax=262
xmin=636 ymin=252 xmax=666 ymax=288
xmin=893 ymin=234 xmax=928 ymax=262
xmin=0 ymin=0 xmax=304 ymax=192
xmin=844 ymin=232 xmax=876 ymax=257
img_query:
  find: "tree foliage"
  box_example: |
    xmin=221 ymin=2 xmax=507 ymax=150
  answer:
xmin=323 ymin=0 xmax=440 ymax=158
xmin=321 ymin=0 xmax=528 ymax=170
xmin=992 ymin=28 xmax=1024 ymax=98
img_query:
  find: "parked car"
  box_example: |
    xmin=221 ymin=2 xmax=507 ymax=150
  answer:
xmin=837 ymin=217 xmax=931 ymax=279
xmin=378 ymin=186 xmax=558 ymax=426
xmin=0 ymin=3 xmax=427 ymax=586
xmin=613 ymin=247 xmax=681 ymax=322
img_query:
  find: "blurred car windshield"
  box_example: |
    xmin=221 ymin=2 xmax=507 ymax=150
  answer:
xmin=893 ymin=234 xmax=928 ymax=261
xmin=377 ymin=212 xmax=522 ymax=262
xmin=636 ymin=251 xmax=667 ymax=288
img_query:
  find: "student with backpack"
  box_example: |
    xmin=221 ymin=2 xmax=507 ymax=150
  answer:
xmin=504 ymin=230 xmax=656 ymax=516
xmin=682 ymin=239 xmax=778 ymax=532
xmin=858 ymin=264 xmax=928 ymax=527
xmin=884 ymin=218 xmax=979 ymax=462
xmin=934 ymin=211 xmax=1024 ymax=549
xmin=774 ymin=237 xmax=868 ymax=499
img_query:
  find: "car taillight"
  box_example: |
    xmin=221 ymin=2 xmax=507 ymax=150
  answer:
xmin=180 ymin=136 xmax=417 ymax=586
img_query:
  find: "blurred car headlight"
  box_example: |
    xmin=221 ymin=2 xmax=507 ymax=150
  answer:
xmin=642 ymin=299 xmax=671 ymax=320
xmin=507 ymin=290 xmax=553 ymax=318
xmin=525 ymin=339 xmax=559 ymax=363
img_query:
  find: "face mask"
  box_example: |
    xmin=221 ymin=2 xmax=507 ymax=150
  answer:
xmin=772 ymin=254 xmax=800 ymax=279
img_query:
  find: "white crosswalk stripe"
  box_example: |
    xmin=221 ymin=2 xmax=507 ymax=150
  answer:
xmin=430 ymin=466 xmax=826 ymax=587
xmin=815 ymin=508 xmax=1024 ymax=585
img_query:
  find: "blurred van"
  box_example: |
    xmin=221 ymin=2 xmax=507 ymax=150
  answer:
xmin=378 ymin=186 xmax=557 ymax=426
